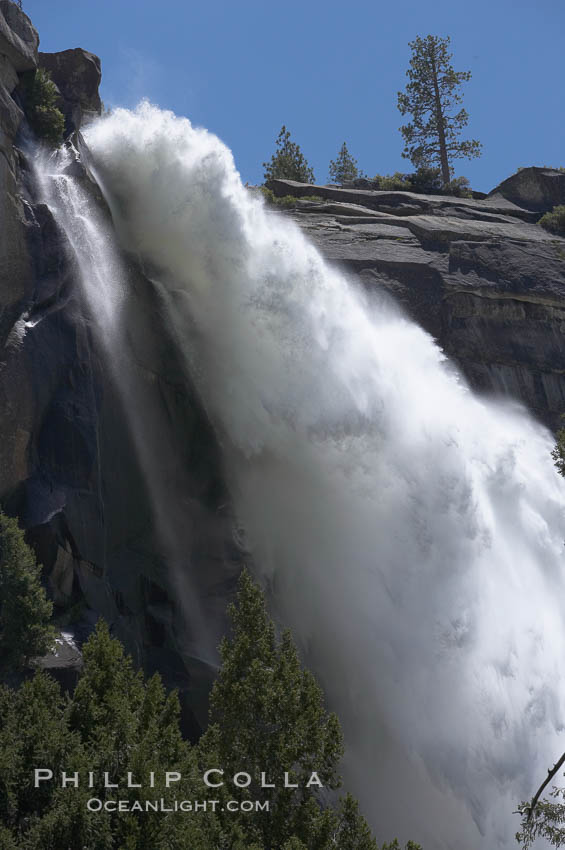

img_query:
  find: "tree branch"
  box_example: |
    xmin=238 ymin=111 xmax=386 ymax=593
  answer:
xmin=526 ymin=752 xmax=565 ymax=822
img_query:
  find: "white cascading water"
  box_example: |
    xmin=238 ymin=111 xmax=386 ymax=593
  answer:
xmin=45 ymin=102 xmax=565 ymax=847
xmin=34 ymin=142 xmax=221 ymax=669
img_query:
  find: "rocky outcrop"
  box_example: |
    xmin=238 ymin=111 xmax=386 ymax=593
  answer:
xmin=269 ymin=178 xmax=565 ymax=429
xmin=0 ymin=0 xmax=38 ymax=72
xmin=267 ymin=177 xmax=540 ymax=222
xmin=39 ymin=48 xmax=102 ymax=134
xmin=36 ymin=630 xmax=84 ymax=692
xmin=488 ymin=166 xmax=565 ymax=212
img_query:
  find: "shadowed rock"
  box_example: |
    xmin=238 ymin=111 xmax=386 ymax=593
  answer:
xmin=275 ymin=178 xmax=565 ymax=428
xmin=39 ymin=48 xmax=102 ymax=134
xmin=0 ymin=0 xmax=38 ymax=72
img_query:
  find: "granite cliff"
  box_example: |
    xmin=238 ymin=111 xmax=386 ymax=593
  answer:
xmin=267 ymin=174 xmax=565 ymax=430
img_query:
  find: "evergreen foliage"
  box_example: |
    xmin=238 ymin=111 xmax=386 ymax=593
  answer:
xmin=198 ymin=568 xmax=345 ymax=848
xmin=328 ymin=142 xmax=360 ymax=184
xmin=397 ymin=35 xmax=482 ymax=185
xmin=0 ymin=622 xmax=218 ymax=849
xmin=22 ymin=68 xmax=65 ymax=146
xmin=371 ymin=167 xmax=471 ymax=197
xmin=0 ymin=512 xmax=54 ymax=670
xmin=257 ymin=187 xmax=323 ymax=209
xmin=263 ymin=126 xmax=315 ymax=184
xmin=0 ymin=570 xmax=419 ymax=848
xmin=540 ymin=205 xmax=565 ymax=236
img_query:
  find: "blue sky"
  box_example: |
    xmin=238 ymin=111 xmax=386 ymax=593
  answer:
xmin=23 ymin=0 xmax=564 ymax=192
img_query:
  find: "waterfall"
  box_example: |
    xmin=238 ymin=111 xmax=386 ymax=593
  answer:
xmin=34 ymin=142 xmax=228 ymax=689
xmin=46 ymin=102 xmax=565 ymax=848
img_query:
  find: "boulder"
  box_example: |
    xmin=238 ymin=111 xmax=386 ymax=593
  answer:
xmin=39 ymin=48 xmax=102 ymax=133
xmin=36 ymin=631 xmax=84 ymax=692
xmin=0 ymin=0 xmax=38 ymax=72
xmin=488 ymin=166 xmax=565 ymax=212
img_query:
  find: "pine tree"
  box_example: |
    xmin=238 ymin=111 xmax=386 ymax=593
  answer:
xmin=22 ymin=68 xmax=65 ymax=146
xmin=0 ymin=623 xmax=218 ymax=849
xmin=197 ymin=569 xmax=379 ymax=849
xmin=333 ymin=794 xmax=378 ymax=849
xmin=263 ymin=126 xmax=315 ymax=184
xmin=328 ymin=142 xmax=360 ymax=184
xmin=0 ymin=576 xmax=418 ymax=849
xmin=0 ymin=512 xmax=54 ymax=670
xmin=397 ymin=35 xmax=482 ymax=186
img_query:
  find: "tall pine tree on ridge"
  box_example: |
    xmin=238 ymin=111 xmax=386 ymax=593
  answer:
xmin=397 ymin=35 xmax=482 ymax=186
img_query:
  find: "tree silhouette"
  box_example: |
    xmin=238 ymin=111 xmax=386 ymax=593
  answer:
xmin=263 ymin=125 xmax=315 ymax=184
xmin=329 ymin=142 xmax=360 ymax=184
xmin=397 ymin=35 xmax=481 ymax=186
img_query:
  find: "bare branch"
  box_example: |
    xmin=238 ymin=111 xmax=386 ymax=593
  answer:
xmin=526 ymin=752 xmax=565 ymax=823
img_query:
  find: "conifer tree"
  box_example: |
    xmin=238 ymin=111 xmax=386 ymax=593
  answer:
xmin=328 ymin=142 xmax=360 ymax=184
xmin=0 ymin=512 xmax=54 ymax=670
xmin=0 ymin=623 xmax=218 ymax=849
xmin=197 ymin=569 xmax=376 ymax=849
xmin=23 ymin=68 xmax=65 ymax=145
xmin=333 ymin=794 xmax=378 ymax=849
xmin=0 ymin=574 xmax=416 ymax=848
xmin=397 ymin=35 xmax=481 ymax=186
xmin=263 ymin=126 xmax=315 ymax=184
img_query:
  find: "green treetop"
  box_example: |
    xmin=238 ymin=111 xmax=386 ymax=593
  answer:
xmin=198 ymin=568 xmax=345 ymax=848
xmin=397 ymin=35 xmax=482 ymax=186
xmin=0 ymin=512 xmax=54 ymax=670
xmin=0 ymin=621 xmax=219 ymax=849
xmin=263 ymin=126 xmax=315 ymax=184
xmin=0 ymin=567 xmax=420 ymax=848
xmin=328 ymin=142 xmax=360 ymax=185
xmin=22 ymin=68 xmax=65 ymax=146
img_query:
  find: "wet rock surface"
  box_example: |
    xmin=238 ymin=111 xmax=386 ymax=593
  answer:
xmin=0 ymin=8 xmax=239 ymax=727
xmin=270 ymin=175 xmax=565 ymax=429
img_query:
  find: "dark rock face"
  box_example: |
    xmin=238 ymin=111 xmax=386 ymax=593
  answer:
xmin=39 ymin=48 xmax=102 ymax=134
xmin=0 ymin=1 xmax=38 ymax=495
xmin=1 ymin=164 xmax=243 ymax=726
xmin=0 ymin=10 xmax=238 ymax=728
xmin=36 ymin=631 xmax=84 ymax=692
xmin=488 ymin=166 xmax=565 ymax=212
xmin=0 ymin=0 xmax=38 ymax=72
xmin=272 ymin=178 xmax=565 ymax=430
